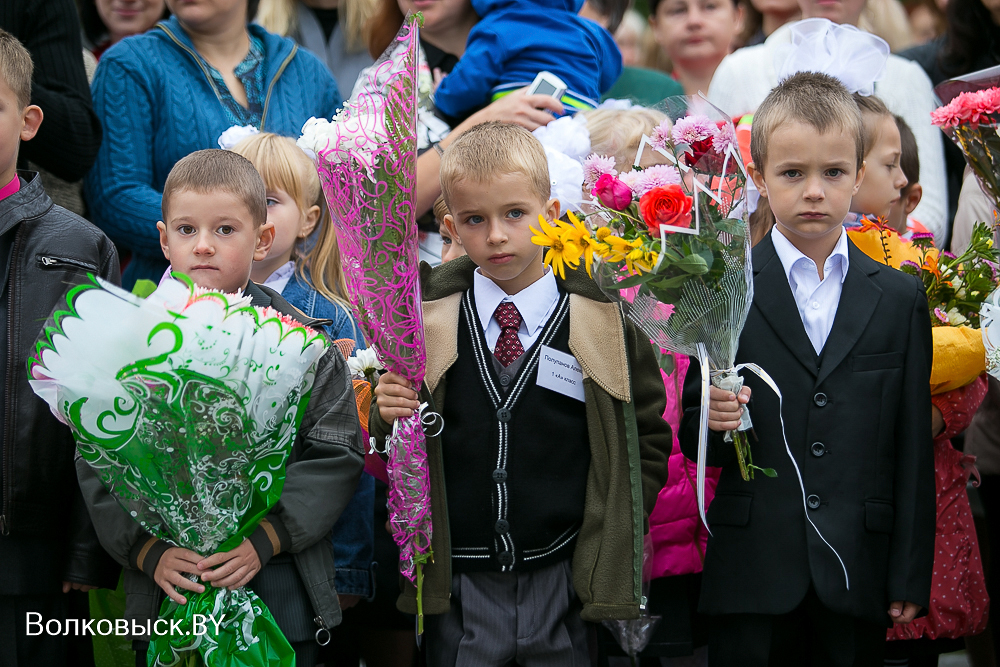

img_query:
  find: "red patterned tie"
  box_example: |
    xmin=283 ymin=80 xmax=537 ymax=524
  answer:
xmin=493 ymin=302 xmax=525 ymax=367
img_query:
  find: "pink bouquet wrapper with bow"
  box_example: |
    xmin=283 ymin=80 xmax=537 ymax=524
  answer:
xmin=299 ymin=13 xmax=435 ymax=633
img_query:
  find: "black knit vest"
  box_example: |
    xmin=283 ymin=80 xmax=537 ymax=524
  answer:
xmin=441 ymin=289 xmax=591 ymax=573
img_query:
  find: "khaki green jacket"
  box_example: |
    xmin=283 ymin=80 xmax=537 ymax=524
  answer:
xmin=370 ymin=256 xmax=672 ymax=622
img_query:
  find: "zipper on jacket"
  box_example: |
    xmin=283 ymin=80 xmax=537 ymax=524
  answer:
xmin=38 ymin=256 xmax=99 ymax=272
xmin=156 ymin=25 xmax=234 ymax=119
xmin=158 ymin=24 xmax=298 ymax=132
xmin=260 ymin=45 xmax=297 ymax=128
xmin=1 ymin=227 xmax=25 ymax=536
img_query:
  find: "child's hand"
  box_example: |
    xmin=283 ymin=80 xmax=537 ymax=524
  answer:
xmin=198 ymin=539 xmax=261 ymax=591
xmin=153 ymin=547 xmax=205 ymax=605
xmin=62 ymin=581 xmax=97 ymax=593
xmin=374 ymin=372 xmax=420 ymax=424
xmin=889 ymin=601 xmax=921 ymax=624
xmin=708 ymin=385 xmax=751 ymax=432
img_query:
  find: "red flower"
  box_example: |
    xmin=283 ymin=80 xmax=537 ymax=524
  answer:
xmin=591 ymin=173 xmax=633 ymax=211
xmin=639 ymin=185 xmax=693 ymax=235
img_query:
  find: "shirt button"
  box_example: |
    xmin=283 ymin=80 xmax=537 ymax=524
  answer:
xmin=499 ymin=374 xmax=511 ymax=387
xmin=497 ymin=407 xmax=512 ymax=422
xmin=811 ymin=301 xmax=820 ymax=309
xmin=810 ymin=442 xmax=826 ymax=457
xmin=492 ymin=468 xmax=508 ymax=483
xmin=498 ymin=551 xmax=514 ymax=566
xmin=495 ymin=519 xmax=510 ymax=534
xmin=813 ymin=392 xmax=828 ymax=407
xmin=807 ymin=494 xmax=821 ymax=510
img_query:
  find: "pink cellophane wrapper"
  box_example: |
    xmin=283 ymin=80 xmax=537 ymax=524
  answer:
xmin=306 ymin=14 xmax=430 ymax=584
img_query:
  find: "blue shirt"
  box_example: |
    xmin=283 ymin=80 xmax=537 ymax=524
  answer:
xmin=200 ymin=32 xmax=266 ymax=127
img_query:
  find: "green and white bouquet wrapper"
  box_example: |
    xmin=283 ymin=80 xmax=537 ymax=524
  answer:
xmin=29 ymin=275 xmax=329 ymax=667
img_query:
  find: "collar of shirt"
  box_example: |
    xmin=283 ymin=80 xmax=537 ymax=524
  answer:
xmin=263 ymin=260 xmax=296 ymax=295
xmin=473 ymin=268 xmax=559 ymax=341
xmin=771 ymin=225 xmax=849 ymax=291
xmin=199 ymin=32 xmax=265 ymax=127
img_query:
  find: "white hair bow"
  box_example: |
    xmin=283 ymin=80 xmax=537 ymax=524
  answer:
xmin=773 ymin=18 xmax=890 ymax=96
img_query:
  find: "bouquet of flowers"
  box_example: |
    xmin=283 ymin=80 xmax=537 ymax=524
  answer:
xmin=532 ymin=97 xmax=760 ymax=531
xmin=297 ymin=13 xmax=435 ymax=633
xmin=932 ymin=65 xmax=1000 ymax=213
xmin=847 ymin=219 xmax=998 ymax=393
xmin=28 ymin=275 xmax=329 ymax=667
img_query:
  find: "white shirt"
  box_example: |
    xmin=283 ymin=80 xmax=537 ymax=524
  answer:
xmin=771 ymin=226 xmax=850 ymax=354
xmin=473 ymin=269 xmax=560 ymax=352
xmin=262 ymin=260 xmax=296 ymax=294
xmin=706 ymin=21 xmax=948 ymax=243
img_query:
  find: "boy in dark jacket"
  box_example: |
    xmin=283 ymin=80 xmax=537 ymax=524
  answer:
xmin=432 ymin=0 xmax=623 ymax=121
xmin=680 ymin=73 xmax=935 ymax=666
xmin=0 ymin=28 xmax=120 ymax=665
xmin=77 ymin=149 xmax=364 ymax=667
xmin=373 ymin=122 xmax=671 ymax=666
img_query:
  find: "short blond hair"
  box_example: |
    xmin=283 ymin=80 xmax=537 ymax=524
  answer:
xmin=432 ymin=194 xmax=450 ymax=225
xmin=584 ymin=107 xmax=668 ymax=172
xmin=162 ymin=149 xmax=267 ymax=226
xmin=854 ymin=93 xmax=894 ymax=158
xmin=0 ymin=28 xmax=32 ymax=110
xmin=751 ymin=72 xmax=865 ymax=172
xmin=230 ymin=133 xmax=354 ymax=313
xmin=439 ymin=122 xmax=550 ymax=208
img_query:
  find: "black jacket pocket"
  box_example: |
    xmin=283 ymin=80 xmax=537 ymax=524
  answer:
xmin=852 ymin=352 xmax=904 ymax=372
xmin=708 ymin=493 xmax=752 ymax=527
xmin=865 ymin=500 xmax=895 ymax=533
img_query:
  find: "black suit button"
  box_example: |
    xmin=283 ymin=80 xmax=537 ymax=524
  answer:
xmin=497 ymin=407 xmax=512 ymax=422
xmin=495 ymin=520 xmax=509 ymax=534
xmin=498 ymin=551 xmax=513 ymax=566
xmin=807 ymin=494 xmax=821 ymax=510
xmin=492 ymin=468 xmax=508 ymax=483
xmin=810 ymin=442 xmax=826 ymax=457
xmin=499 ymin=374 xmax=511 ymax=386
xmin=813 ymin=392 xmax=828 ymax=407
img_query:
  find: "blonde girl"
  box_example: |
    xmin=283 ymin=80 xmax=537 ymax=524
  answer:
xmin=233 ymin=132 xmax=364 ymax=349
xmin=233 ymin=131 xmax=375 ymax=613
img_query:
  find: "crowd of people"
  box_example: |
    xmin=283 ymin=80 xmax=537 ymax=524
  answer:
xmin=3 ymin=0 xmax=1000 ymax=666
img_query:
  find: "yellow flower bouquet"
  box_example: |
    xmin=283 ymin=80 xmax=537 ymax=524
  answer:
xmin=846 ymin=219 xmax=998 ymax=394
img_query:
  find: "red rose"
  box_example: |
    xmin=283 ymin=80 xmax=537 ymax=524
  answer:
xmin=639 ymin=185 xmax=693 ymax=235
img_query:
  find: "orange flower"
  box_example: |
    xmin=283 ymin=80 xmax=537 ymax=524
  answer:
xmin=923 ymin=252 xmax=941 ymax=278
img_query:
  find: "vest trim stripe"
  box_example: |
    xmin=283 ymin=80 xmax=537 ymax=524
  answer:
xmin=460 ymin=289 xmax=571 ymax=572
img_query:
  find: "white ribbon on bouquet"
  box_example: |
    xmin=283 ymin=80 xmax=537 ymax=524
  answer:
xmin=695 ymin=342 xmax=850 ymax=590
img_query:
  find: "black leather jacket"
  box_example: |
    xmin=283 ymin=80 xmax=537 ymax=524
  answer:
xmin=0 ymin=172 xmax=120 ymax=594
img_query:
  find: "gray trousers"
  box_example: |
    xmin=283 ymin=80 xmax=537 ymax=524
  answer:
xmin=426 ymin=559 xmax=589 ymax=667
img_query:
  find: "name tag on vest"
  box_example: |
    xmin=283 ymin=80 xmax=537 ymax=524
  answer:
xmin=537 ymin=345 xmax=585 ymax=401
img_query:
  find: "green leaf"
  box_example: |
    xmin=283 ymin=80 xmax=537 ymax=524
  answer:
xmin=131 ymin=280 xmax=158 ymax=299
xmin=649 ymin=274 xmax=692 ymax=290
xmin=654 ymin=349 xmax=675 ymax=375
xmin=758 ymin=467 xmax=778 ymax=478
xmin=673 ymin=253 xmax=710 ymax=275
xmin=616 ymin=272 xmax=658 ymax=288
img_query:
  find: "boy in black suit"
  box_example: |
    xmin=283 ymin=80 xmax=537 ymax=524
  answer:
xmin=680 ymin=73 xmax=935 ymax=666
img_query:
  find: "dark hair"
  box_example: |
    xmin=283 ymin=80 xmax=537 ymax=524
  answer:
xmin=939 ymin=0 xmax=1000 ymax=77
xmin=895 ymin=114 xmax=919 ymax=189
xmin=77 ymin=0 xmax=171 ymax=46
xmin=365 ymin=0 xmax=405 ymax=59
xmin=737 ymin=0 xmax=763 ymax=48
xmin=584 ymin=0 xmax=632 ymax=34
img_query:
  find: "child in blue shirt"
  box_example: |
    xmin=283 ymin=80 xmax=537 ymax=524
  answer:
xmin=432 ymin=0 xmax=623 ymax=120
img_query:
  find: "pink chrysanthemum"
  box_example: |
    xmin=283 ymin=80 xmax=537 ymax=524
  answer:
xmin=712 ymin=122 xmax=737 ymax=155
xmin=671 ymin=115 xmax=714 ymax=145
xmin=933 ymin=307 xmax=950 ymax=325
xmin=650 ymin=119 xmax=673 ymax=151
xmin=631 ymin=165 xmax=682 ymax=197
xmin=583 ymin=154 xmax=617 ymax=188
xmin=931 ymin=87 xmax=1000 ymax=128
xmin=617 ymin=170 xmax=642 ymax=191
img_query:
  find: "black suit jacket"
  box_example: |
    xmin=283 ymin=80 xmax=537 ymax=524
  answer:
xmin=679 ymin=233 xmax=935 ymax=626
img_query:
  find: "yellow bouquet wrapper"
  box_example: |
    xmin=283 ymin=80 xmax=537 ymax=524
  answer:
xmin=930 ymin=325 xmax=986 ymax=394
